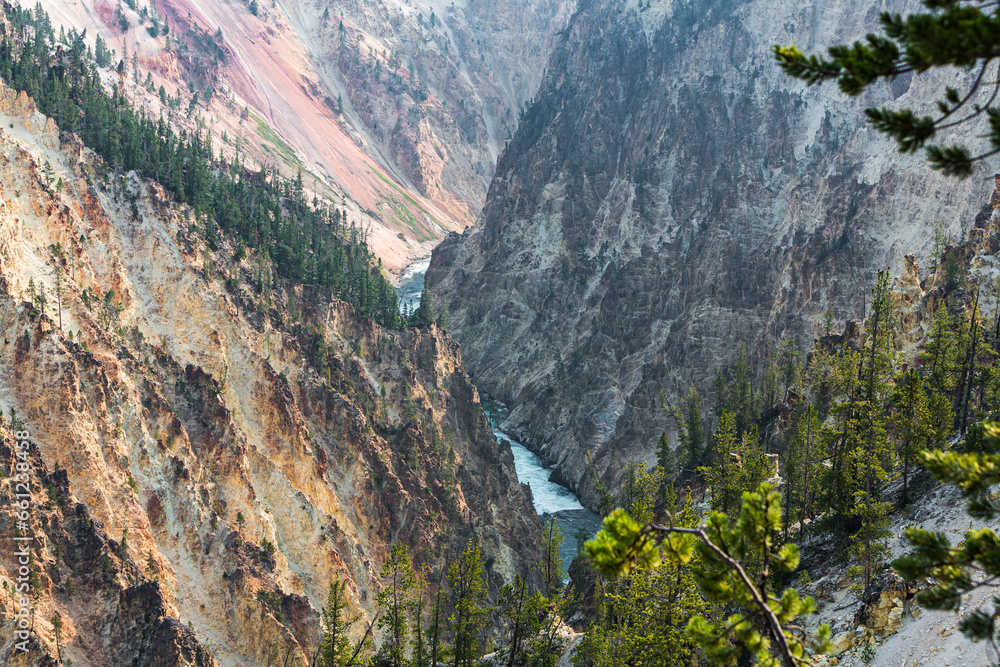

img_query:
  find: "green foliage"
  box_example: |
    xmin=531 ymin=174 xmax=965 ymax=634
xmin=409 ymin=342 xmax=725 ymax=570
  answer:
xmin=655 ymin=431 xmax=677 ymax=481
xmin=860 ymin=642 xmax=877 ymax=665
xmin=319 ymin=577 xmax=370 ymax=667
xmin=892 ymin=425 xmax=1000 ymax=659
xmin=376 ymin=543 xmax=420 ymax=667
xmin=587 ymin=483 xmax=830 ymax=667
xmin=497 ymin=574 xmax=552 ymax=667
xmin=782 ymin=404 xmax=821 ymax=535
xmin=699 ymin=413 xmax=769 ymax=515
xmin=921 ymin=299 xmax=960 ymax=397
xmin=775 ymin=1 xmax=1000 ymax=177
xmin=713 ymin=344 xmax=757 ymax=436
xmin=408 ymin=288 xmax=434 ymax=329
xmin=447 ymin=539 xmax=488 ymax=667
xmin=890 ymin=369 xmax=934 ymax=506
xmin=0 ymin=4 xmax=403 ymax=328
xmin=669 ymin=384 xmax=705 ymax=468
xmin=540 ymin=516 xmax=565 ymax=598
xmin=574 ymin=490 xmax=704 ymax=667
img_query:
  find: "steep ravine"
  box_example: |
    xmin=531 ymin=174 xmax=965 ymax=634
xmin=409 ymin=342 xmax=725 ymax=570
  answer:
xmin=0 ymin=83 xmax=541 ymax=665
xmin=426 ymin=0 xmax=1000 ymax=508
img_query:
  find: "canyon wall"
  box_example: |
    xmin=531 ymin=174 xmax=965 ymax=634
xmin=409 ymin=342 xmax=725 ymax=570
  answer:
xmin=0 ymin=83 xmax=540 ymax=665
xmin=37 ymin=0 xmax=572 ymax=270
xmin=426 ymin=0 xmax=998 ymax=507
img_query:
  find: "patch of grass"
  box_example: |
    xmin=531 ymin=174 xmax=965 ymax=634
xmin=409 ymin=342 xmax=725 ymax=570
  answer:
xmin=254 ymin=117 xmax=300 ymax=167
xmin=367 ymin=163 xmax=441 ymax=226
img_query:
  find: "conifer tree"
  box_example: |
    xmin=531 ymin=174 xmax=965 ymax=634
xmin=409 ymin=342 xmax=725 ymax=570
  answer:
xmin=497 ymin=574 xmax=546 ymax=667
xmin=669 ymin=385 xmax=705 ymax=467
xmin=849 ymin=270 xmax=897 ymax=591
xmin=319 ymin=577 xmax=370 ymax=667
xmin=891 ymin=369 xmax=932 ymax=507
xmin=782 ymin=404 xmax=821 ymax=535
xmin=587 ymin=483 xmax=831 ymax=667
xmin=427 ymin=572 xmax=446 ymax=667
xmin=714 ymin=344 xmax=756 ymax=437
xmin=700 ymin=412 xmax=741 ymax=514
xmin=377 ymin=543 xmax=420 ymax=667
xmin=540 ymin=516 xmax=565 ymax=598
xmin=575 ymin=487 xmax=706 ymax=667
xmin=893 ymin=422 xmax=1000 ymax=664
xmin=409 ymin=288 xmax=434 ymax=329
xmin=775 ymin=1 xmax=1000 ymax=177
xmin=447 ymin=539 xmax=488 ymax=667
xmin=700 ymin=413 xmax=769 ymax=515
xmin=655 ymin=431 xmax=677 ymax=483
xmin=921 ymin=299 xmax=959 ymax=398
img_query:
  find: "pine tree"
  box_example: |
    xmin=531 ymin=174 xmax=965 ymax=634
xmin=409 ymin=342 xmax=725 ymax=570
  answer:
xmin=377 ymin=543 xmax=419 ymax=667
xmin=891 ymin=369 xmax=932 ymax=508
xmin=319 ymin=577 xmax=367 ymax=667
xmin=921 ymin=299 xmax=959 ymax=398
xmin=699 ymin=412 xmax=740 ymax=514
xmin=497 ymin=575 xmax=546 ymax=667
xmin=655 ymin=431 xmax=677 ymax=481
xmin=714 ymin=344 xmax=756 ymax=437
xmin=540 ymin=516 xmax=565 ymax=598
xmin=428 ymin=575 xmax=445 ymax=667
xmin=670 ymin=385 xmax=705 ymax=467
xmin=782 ymin=404 xmax=821 ymax=535
xmin=893 ymin=425 xmax=1000 ymax=665
xmin=575 ymin=489 xmax=705 ymax=667
xmin=447 ymin=539 xmax=488 ymax=667
xmin=775 ymin=2 xmax=1000 ymax=177
xmin=409 ymin=288 xmax=434 ymax=329
xmin=849 ymin=270 xmax=897 ymax=591
xmin=587 ymin=483 xmax=831 ymax=667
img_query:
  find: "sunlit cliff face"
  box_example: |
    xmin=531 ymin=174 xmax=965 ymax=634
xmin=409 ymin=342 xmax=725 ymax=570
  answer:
xmin=0 ymin=80 xmax=539 ymax=665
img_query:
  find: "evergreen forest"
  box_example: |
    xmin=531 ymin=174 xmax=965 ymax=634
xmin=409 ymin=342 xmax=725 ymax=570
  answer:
xmin=0 ymin=2 xmax=403 ymax=327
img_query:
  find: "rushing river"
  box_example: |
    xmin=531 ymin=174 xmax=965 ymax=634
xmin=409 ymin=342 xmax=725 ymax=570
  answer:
xmin=397 ymin=257 xmax=431 ymax=315
xmin=397 ymin=261 xmax=602 ymax=573
xmin=482 ymin=401 xmax=603 ymax=574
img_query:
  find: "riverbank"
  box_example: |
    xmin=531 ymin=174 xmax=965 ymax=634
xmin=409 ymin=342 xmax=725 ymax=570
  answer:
xmin=396 ymin=258 xmax=602 ymax=573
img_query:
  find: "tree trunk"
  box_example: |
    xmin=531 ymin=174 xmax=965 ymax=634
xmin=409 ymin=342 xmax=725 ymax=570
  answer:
xmin=961 ymin=290 xmax=981 ymax=434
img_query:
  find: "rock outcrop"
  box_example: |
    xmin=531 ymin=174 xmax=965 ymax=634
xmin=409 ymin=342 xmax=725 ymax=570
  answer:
xmin=427 ymin=0 xmax=999 ymax=507
xmin=0 ymin=82 xmax=540 ymax=665
xmin=282 ymin=0 xmax=573 ymax=221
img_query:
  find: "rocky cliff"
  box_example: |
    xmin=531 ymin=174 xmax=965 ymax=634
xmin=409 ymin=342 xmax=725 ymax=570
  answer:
xmin=426 ymin=0 xmax=999 ymax=508
xmin=36 ymin=0 xmax=572 ymax=270
xmin=0 ymin=81 xmax=540 ymax=665
xmin=282 ymin=0 xmax=573 ymax=221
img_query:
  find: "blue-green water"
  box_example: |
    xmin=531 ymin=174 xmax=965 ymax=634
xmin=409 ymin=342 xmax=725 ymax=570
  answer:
xmin=397 ymin=261 xmax=602 ymax=574
xmin=482 ymin=400 xmax=602 ymax=575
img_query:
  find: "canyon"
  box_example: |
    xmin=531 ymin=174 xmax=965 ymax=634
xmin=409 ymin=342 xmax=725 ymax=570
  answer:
xmin=0 ymin=80 xmax=540 ymax=664
xmin=2 ymin=0 xmax=1000 ymax=663
xmin=426 ymin=0 xmax=1000 ymax=508
xmin=36 ymin=0 xmax=571 ymax=273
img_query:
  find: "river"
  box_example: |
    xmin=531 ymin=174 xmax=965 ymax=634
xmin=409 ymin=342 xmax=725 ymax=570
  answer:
xmin=482 ymin=401 xmax=603 ymax=574
xmin=397 ymin=261 xmax=602 ymax=574
xmin=397 ymin=257 xmax=431 ymax=315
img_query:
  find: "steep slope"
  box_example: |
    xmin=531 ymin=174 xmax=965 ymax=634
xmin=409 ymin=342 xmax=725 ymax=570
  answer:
xmin=426 ymin=0 xmax=998 ymax=507
xmin=35 ymin=0 xmax=572 ymax=271
xmin=281 ymin=0 xmax=573 ymax=220
xmin=0 ymin=83 xmax=540 ymax=665
xmin=37 ymin=0 xmax=456 ymax=271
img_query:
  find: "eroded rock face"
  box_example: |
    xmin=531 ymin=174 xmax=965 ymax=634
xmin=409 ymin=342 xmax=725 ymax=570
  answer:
xmin=0 ymin=85 xmax=540 ymax=664
xmin=427 ymin=0 xmax=999 ymax=507
xmin=282 ymin=0 xmax=573 ymax=220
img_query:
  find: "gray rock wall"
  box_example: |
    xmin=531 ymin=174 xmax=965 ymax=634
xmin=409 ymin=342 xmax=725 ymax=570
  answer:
xmin=427 ymin=0 xmax=997 ymax=507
